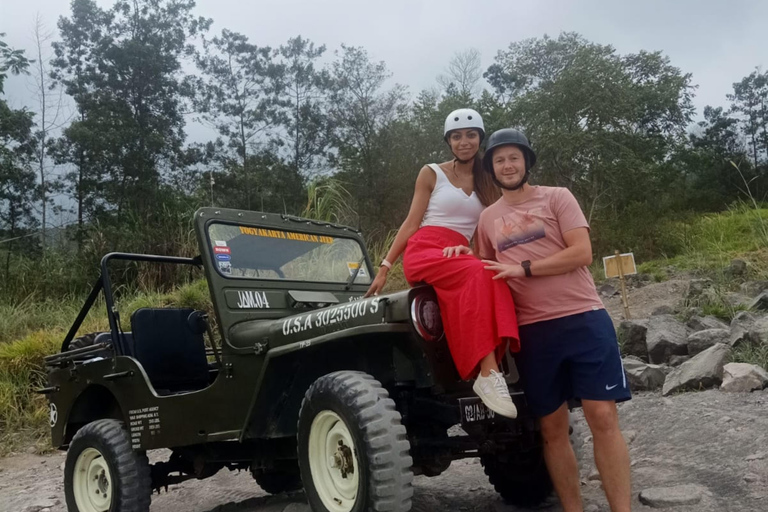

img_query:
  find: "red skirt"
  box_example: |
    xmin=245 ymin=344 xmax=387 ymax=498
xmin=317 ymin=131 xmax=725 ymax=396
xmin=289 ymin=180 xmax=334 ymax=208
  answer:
xmin=403 ymin=226 xmax=520 ymax=380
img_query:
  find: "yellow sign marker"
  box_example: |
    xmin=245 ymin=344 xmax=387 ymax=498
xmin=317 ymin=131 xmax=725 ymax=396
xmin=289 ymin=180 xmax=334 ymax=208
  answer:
xmin=603 ymin=252 xmax=637 ymax=279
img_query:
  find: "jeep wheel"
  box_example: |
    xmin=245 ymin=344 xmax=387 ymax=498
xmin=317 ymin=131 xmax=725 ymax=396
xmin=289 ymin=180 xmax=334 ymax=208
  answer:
xmin=298 ymin=371 xmax=413 ymax=512
xmin=481 ymin=447 xmax=553 ymax=507
xmin=64 ymin=419 xmax=151 ymax=512
xmin=251 ymin=466 xmax=302 ymax=494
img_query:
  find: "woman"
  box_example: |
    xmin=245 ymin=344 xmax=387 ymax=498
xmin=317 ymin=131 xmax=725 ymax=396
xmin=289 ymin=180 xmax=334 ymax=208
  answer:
xmin=364 ymin=109 xmax=519 ymax=418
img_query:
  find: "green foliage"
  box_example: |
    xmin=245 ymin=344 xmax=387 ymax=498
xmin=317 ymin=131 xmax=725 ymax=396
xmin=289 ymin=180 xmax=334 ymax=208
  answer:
xmin=732 ymin=341 xmax=768 ymax=371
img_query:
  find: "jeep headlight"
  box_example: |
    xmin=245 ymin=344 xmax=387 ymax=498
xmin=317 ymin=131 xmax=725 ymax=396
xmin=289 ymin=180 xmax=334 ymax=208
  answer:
xmin=410 ymin=294 xmax=444 ymax=342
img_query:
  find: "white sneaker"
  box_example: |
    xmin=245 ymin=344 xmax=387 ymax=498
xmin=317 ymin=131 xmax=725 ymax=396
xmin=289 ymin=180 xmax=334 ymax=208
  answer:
xmin=473 ymin=370 xmax=518 ymax=418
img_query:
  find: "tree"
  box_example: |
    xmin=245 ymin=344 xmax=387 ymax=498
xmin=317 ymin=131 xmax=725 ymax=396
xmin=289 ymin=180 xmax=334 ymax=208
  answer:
xmin=0 ymin=35 xmax=38 ymax=278
xmin=271 ymin=36 xmax=331 ymax=177
xmin=727 ymin=68 xmax=768 ymax=166
xmin=329 ymin=45 xmax=408 ymax=233
xmin=29 ymin=14 xmax=69 ymax=250
xmin=195 ymin=29 xmax=277 ymax=209
xmin=437 ymin=48 xmax=483 ymax=98
xmin=51 ymin=0 xmax=211 ymax=232
xmin=485 ymin=33 xmax=695 ymax=224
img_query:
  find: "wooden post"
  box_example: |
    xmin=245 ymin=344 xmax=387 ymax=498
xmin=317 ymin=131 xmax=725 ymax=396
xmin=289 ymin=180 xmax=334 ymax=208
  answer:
xmin=615 ymin=250 xmax=631 ymax=319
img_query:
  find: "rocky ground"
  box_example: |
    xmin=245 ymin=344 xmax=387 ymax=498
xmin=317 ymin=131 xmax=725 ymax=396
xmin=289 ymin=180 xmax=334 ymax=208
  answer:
xmin=1 ymin=390 xmax=766 ymax=512
xmin=3 ymin=271 xmax=768 ymax=512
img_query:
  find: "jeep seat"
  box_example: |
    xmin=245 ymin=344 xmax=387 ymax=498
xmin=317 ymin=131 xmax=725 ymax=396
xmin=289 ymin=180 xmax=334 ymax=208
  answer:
xmin=130 ymin=308 xmax=210 ymax=395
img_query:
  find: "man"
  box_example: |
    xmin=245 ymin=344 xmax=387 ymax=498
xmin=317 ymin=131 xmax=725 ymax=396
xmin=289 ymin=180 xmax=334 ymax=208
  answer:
xmin=447 ymin=128 xmax=632 ymax=512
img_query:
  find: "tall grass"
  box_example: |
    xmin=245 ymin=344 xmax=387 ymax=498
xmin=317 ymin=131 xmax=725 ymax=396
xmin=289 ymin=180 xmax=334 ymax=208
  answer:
xmin=0 ymin=280 xmax=213 ymax=454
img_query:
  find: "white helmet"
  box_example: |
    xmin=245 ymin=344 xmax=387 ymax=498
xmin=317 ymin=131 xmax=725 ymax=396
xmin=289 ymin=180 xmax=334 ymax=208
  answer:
xmin=444 ymin=108 xmax=485 ymax=141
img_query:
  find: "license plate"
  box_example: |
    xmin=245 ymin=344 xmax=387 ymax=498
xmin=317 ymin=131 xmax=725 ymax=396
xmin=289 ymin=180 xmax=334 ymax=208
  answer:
xmin=459 ymin=397 xmax=496 ymax=424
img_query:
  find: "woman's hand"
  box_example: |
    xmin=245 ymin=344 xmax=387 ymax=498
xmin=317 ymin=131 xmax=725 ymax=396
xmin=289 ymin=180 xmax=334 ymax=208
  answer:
xmin=364 ymin=268 xmax=388 ymax=297
xmin=482 ymin=260 xmax=525 ymax=280
xmin=442 ymin=245 xmax=472 ymax=258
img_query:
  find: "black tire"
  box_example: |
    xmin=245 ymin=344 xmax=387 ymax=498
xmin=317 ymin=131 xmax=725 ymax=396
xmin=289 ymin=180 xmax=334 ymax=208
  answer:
xmin=481 ymin=446 xmax=553 ymax=507
xmin=251 ymin=466 xmax=302 ymax=494
xmin=64 ymin=419 xmax=151 ymax=512
xmin=297 ymin=371 xmax=413 ymax=512
xmin=67 ymin=332 xmax=106 ymax=351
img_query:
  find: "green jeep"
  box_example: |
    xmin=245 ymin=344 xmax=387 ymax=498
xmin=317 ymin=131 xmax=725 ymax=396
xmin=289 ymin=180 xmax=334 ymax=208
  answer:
xmin=41 ymin=207 xmax=561 ymax=512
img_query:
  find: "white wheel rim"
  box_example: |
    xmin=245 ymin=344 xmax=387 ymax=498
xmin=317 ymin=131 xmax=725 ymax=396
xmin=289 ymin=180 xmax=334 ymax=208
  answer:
xmin=73 ymin=447 xmax=112 ymax=512
xmin=308 ymin=410 xmax=360 ymax=512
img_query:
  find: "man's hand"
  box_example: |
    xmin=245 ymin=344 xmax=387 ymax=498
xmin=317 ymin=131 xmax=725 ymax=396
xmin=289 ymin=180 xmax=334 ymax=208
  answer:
xmin=442 ymin=245 xmax=472 ymax=257
xmin=482 ymin=260 xmax=525 ymax=280
xmin=364 ymin=268 xmax=388 ymax=297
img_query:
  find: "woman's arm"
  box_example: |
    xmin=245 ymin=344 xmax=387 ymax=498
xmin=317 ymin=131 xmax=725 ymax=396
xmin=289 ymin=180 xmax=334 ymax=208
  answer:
xmin=364 ymin=166 xmax=435 ymax=296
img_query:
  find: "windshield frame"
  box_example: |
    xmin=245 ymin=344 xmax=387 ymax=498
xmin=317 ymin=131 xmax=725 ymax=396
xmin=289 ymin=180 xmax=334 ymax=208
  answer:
xmin=204 ymin=220 xmax=374 ymax=286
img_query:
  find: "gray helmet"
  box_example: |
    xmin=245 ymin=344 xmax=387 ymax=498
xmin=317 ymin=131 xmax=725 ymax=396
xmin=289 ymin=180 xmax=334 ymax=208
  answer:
xmin=482 ymin=128 xmax=537 ymax=172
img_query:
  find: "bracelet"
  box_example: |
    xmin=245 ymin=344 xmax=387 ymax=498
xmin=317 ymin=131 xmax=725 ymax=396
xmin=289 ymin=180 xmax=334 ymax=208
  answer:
xmin=380 ymin=259 xmax=393 ymax=269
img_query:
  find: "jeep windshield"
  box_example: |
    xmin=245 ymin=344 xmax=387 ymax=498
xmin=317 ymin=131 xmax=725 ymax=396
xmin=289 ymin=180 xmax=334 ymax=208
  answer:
xmin=207 ymin=223 xmax=373 ymax=284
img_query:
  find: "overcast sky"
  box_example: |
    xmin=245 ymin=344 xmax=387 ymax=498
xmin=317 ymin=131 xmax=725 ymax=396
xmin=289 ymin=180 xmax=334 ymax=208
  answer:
xmin=2 ymin=0 xmax=767 ymax=124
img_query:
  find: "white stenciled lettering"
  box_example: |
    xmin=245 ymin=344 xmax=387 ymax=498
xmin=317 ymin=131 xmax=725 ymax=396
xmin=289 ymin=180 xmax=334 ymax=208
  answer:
xmin=281 ymin=297 xmax=385 ymax=337
xmin=236 ymin=290 xmax=270 ymax=309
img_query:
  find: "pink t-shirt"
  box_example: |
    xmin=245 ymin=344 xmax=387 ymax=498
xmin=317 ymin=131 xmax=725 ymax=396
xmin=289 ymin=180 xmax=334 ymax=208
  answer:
xmin=476 ymin=186 xmax=604 ymax=326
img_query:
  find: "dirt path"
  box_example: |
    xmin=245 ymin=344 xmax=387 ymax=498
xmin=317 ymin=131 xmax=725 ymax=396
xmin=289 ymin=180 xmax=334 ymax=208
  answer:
xmin=2 ymin=390 xmax=766 ymax=512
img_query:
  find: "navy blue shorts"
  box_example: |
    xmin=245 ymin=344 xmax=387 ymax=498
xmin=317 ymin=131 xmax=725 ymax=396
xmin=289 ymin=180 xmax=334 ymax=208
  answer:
xmin=516 ymin=309 xmax=631 ymax=417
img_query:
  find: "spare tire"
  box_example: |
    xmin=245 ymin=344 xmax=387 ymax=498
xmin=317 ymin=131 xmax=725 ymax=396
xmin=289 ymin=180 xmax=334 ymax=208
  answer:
xmin=67 ymin=332 xmax=107 ymax=351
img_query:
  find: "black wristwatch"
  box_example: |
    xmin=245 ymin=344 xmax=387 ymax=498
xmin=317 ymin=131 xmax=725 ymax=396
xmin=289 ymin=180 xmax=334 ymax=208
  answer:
xmin=521 ymin=260 xmax=532 ymax=277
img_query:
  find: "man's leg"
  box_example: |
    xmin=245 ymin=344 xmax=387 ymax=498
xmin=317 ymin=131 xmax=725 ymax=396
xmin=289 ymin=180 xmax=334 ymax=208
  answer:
xmin=581 ymin=399 xmax=631 ymax=512
xmin=540 ymin=402 xmax=582 ymax=512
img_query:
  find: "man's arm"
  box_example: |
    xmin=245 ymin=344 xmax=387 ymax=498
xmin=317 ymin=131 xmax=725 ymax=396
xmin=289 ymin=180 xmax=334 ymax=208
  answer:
xmin=483 ymin=227 xmax=592 ymax=279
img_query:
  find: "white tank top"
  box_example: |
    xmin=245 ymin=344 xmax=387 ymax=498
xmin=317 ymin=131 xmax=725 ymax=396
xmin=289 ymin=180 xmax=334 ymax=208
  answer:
xmin=420 ymin=163 xmax=485 ymax=241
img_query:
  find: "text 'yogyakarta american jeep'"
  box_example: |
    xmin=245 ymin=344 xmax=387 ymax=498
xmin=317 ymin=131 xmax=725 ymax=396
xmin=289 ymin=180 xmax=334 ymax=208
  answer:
xmin=41 ymin=207 xmax=564 ymax=512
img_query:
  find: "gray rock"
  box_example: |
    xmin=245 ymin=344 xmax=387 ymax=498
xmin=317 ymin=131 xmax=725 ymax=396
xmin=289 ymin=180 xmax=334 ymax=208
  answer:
xmin=646 ymin=315 xmax=689 ymax=364
xmin=623 ymin=358 xmax=666 ymax=391
xmin=282 ymin=505 xmax=311 ymax=512
xmin=687 ymin=315 xmax=728 ymax=332
xmin=651 ymin=305 xmax=675 ymax=316
xmin=598 ymin=283 xmax=618 ymax=297
xmin=740 ymin=280 xmax=768 ymax=297
xmin=587 ymin=467 xmax=601 ymax=481
xmin=744 ymin=473 xmax=759 ymax=483
xmin=22 ymin=503 xmax=56 ymax=512
xmin=662 ymin=343 xmax=731 ymax=396
xmin=720 ymin=363 xmax=768 ymax=392
xmin=622 ymin=430 xmax=638 ymax=445
xmin=745 ymin=452 xmax=767 ymax=461
xmin=668 ymin=355 xmax=691 ymax=366
xmin=638 ymin=484 xmax=705 ymax=508
xmin=686 ymin=279 xmax=713 ymax=301
xmin=618 ymin=320 xmax=649 ymax=361
xmin=727 ymin=258 xmax=748 ymax=276
xmin=687 ymin=329 xmax=730 ymax=356
xmin=627 ymin=273 xmax=653 ymax=288
xmin=749 ymin=291 xmax=768 ymax=312
xmin=729 ymin=311 xmax=760 ymax=348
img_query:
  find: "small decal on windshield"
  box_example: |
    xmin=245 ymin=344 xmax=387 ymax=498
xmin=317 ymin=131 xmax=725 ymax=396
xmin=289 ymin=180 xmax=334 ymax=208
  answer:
xmin=218 ymin=261 xmax=232 ymax=274
xmin=214 ymin=240 xmax=228 ymax=247
xmin=216 ymin=254 xmax=231 ymax=261
xmin=347 ymin=262 xmax=367 ymax=277
xmin=214 ymin=246 xmax=230 ymax=254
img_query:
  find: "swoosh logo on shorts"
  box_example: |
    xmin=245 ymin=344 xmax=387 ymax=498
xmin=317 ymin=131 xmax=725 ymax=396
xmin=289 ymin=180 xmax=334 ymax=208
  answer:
xmin=605 ymin=384 xmax=618 ymax=391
